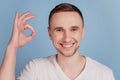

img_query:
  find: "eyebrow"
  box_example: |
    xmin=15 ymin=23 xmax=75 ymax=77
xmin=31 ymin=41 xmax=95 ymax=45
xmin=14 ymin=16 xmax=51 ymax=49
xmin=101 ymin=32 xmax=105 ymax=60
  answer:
xmin=52 ymin=27 xmax=63 ymax=30
xmin=51 ymin=26 xmax=80 ymax=30
xmin=71 ymin=26 xmax=80 ymax=28
xmin=70 ymin=26 xmax=81 ymax=30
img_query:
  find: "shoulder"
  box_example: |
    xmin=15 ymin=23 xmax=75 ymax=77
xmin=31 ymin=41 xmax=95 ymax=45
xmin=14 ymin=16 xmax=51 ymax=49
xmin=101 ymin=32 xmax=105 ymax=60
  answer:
xmin=86 ymin=57 xmax=114 ymax=76
xmin=17 ymin=55 xmax=56 ymax=79
xmin=26 ymin=55 xmax=55 ymax=68
xmin=83 ymin=57 xmax=115 ymax=80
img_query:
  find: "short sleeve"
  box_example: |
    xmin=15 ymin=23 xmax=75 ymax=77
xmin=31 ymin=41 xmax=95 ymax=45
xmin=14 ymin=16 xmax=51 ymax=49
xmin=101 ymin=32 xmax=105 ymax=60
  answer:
xmin=109 ymin=70 xmax=115 ymax=80
xmin=16 ymin=60 xmax=38 ymax=80
xmin=102 ymin=68 xmax=115 ymax=80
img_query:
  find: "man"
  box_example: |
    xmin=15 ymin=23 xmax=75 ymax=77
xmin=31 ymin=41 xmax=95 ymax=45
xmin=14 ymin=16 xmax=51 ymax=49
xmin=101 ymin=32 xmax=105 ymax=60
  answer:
xmin=0 ymin=3 xmax=115 ymax=80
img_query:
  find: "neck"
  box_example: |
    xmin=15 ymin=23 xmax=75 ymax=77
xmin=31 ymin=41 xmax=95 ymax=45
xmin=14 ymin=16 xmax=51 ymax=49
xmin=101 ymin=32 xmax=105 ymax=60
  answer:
xmin=56 ymin=51 xmax=83 ymax=68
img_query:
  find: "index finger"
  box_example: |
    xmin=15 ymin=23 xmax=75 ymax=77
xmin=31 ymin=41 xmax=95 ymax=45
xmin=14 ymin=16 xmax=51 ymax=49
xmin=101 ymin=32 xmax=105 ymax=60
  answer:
xmin=25 ymin=24 xmax=36 ymax=37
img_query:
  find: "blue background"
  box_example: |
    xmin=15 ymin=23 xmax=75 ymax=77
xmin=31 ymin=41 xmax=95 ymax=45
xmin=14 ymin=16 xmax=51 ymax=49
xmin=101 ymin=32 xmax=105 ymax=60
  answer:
xmin=0 ymin=0 xmax=119 ymax=79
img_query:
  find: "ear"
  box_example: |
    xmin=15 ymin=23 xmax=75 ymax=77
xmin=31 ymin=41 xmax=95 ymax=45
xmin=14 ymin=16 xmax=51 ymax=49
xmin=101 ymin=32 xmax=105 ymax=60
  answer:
xmin=48 ymin=27 xmax=52 ymax=40
xmin=82 ymin=27 xmax=85 ymax=38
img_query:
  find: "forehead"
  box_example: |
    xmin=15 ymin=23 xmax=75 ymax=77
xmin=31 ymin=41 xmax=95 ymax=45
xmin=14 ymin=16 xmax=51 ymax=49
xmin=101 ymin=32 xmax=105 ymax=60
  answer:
xmin=50 ymin=12 xmax=83 ymax=27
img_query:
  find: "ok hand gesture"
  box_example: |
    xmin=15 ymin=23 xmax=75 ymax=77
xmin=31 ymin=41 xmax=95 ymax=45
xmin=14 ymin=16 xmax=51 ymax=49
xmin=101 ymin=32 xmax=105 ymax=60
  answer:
xmin=9 ymin=11 xmax=36 ymax=48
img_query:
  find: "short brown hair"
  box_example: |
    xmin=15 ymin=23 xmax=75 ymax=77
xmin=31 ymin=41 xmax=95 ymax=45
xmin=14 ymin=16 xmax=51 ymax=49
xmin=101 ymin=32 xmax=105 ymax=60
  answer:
xmin=49 ymin=3 xmax=84 ymax=27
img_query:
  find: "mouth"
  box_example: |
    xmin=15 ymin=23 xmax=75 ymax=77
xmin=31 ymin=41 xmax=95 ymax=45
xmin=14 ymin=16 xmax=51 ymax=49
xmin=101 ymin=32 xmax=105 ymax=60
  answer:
xmin=60 ymin=43 xmax=75 ymax=48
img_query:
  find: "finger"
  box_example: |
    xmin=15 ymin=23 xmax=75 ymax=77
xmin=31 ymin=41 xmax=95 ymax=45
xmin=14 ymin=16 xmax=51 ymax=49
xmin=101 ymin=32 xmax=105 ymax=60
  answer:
xmin=18 ymin=11 xmax=30 ymax=24
xmin=14 ymin=12 xmax=19 ymax=28
xmin=19 ymin=11 xmax=31 ymax=22
xmin=25 ymin=24 xmax=36 ymax=38
xmin=25 ymin=24 xmax=35 ymax=32
xmin=22 ymin=15 xmax=36 ymax=23
xmin=22 ymin=25 xmax=36 ymax=42
xmin=25 ymin=31 xmax=36 ymax=42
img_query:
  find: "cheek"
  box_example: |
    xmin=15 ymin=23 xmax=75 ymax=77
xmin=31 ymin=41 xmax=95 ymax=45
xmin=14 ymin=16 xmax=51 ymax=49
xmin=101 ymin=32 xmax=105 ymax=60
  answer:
xmin=74 ymin=32 xmax=83 ymax=41
xmin=51 ymin=34 xmax=63 ymax=43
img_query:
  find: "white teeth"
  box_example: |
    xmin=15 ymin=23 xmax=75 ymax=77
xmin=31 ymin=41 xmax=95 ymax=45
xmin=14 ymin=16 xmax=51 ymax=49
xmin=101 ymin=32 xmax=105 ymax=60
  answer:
xmin=62 ymin=44 xmax=73 ymax=48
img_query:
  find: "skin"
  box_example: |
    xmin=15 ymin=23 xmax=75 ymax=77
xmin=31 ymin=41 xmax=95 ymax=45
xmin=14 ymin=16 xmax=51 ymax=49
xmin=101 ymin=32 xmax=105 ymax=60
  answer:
xmin=0 ymin=11 xmax=36 ymax=80
xmin=0 ymin=11 xmax=86 ymax=80
xmin=49 ymin=12 xmax=86 ymax=79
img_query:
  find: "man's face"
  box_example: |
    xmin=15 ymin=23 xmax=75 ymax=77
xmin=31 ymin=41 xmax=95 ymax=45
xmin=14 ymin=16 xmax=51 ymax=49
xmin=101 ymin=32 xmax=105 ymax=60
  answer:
xmin=49 ymin=12 xmax=85 ymax=57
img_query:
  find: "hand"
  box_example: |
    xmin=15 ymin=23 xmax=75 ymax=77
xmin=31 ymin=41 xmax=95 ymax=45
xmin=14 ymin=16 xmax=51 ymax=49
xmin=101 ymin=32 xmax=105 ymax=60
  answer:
xmin=9 ymin=11 xmax=36 ymax=48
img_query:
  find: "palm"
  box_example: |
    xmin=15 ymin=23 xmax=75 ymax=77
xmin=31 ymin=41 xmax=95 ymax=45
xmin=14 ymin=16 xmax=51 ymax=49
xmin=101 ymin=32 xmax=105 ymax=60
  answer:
xmin=19 ymin=32 xmax=30 ymax=47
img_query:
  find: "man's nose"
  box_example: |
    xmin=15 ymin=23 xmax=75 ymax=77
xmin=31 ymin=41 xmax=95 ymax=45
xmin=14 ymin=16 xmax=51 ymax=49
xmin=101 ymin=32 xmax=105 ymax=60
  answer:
xmin=63 ymin=31 xmax=71 ymax=43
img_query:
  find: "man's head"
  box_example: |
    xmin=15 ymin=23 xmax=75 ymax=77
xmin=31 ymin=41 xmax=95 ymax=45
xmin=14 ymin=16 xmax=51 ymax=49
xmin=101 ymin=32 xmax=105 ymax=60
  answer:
xmin=48 ymin=3 xmax=85 ymax=57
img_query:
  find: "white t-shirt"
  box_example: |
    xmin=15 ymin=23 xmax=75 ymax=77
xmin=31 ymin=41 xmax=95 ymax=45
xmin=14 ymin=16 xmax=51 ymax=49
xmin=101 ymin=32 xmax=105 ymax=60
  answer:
xmin=16 ymin=55 xmax=115 ymax=80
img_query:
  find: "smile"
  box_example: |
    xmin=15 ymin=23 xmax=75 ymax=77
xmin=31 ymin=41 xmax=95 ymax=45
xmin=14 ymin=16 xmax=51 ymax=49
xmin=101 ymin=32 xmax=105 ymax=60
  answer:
xmin=60 ymin=43 xmax=75 ymax=48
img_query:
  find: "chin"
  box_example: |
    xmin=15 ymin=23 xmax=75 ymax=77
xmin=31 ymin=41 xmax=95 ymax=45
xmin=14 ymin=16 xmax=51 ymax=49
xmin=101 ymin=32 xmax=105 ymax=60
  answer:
xmin=57 ymin=48 xmax=79 ymax=57
xmin=62 ymin=53 xmax=76 ymax=57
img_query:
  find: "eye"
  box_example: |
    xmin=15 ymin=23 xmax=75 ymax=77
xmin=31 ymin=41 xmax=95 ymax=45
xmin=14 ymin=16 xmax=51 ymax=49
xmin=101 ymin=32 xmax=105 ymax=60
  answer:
xmin=56 ymin=29 xmax=62 ymax=31
xmin=55 ymin=28 xmax=63 ymax=32
xmin=71 ymin=26 xmax=80 ymax=32
xmin=71 ymin=28 xmax=78 ymax=31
